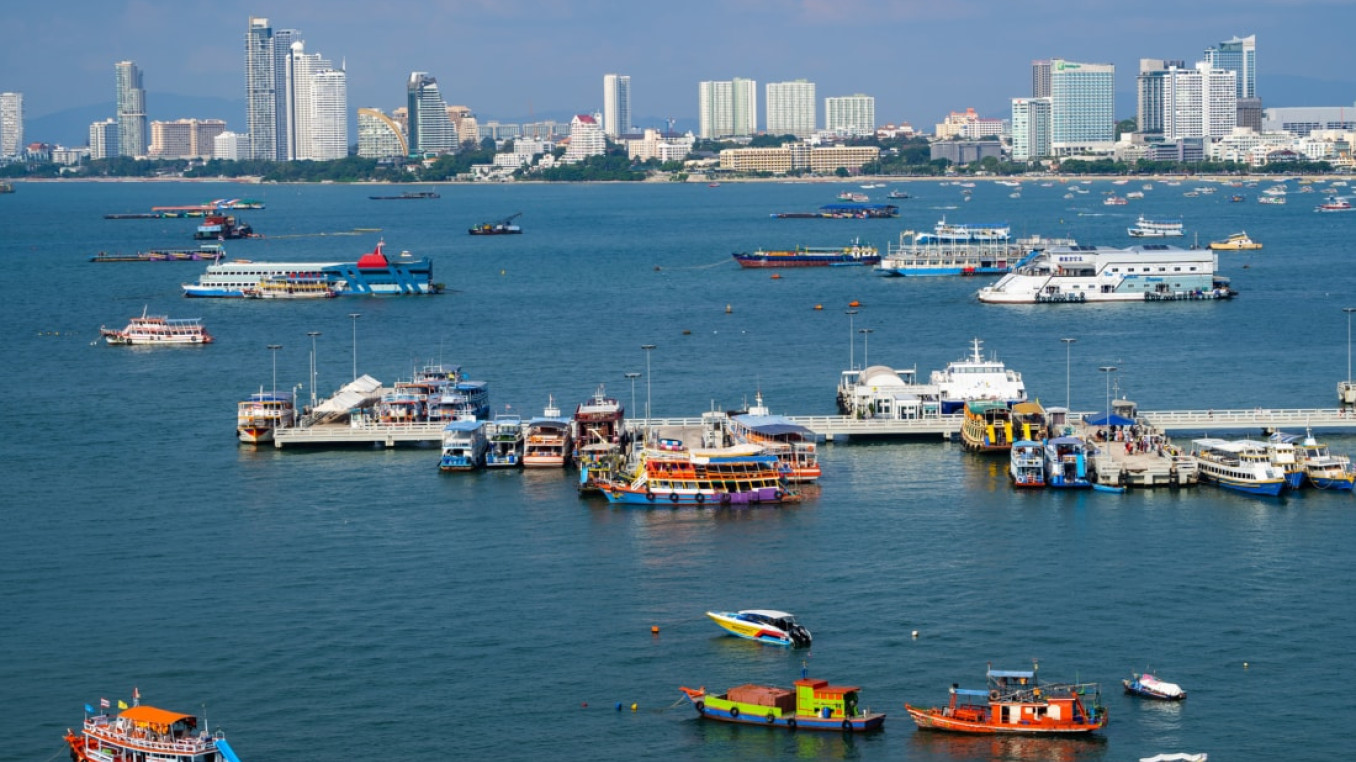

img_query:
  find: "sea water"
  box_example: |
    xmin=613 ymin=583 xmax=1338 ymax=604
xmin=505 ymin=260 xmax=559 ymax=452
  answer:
xmin=3 ymin=178 xmax=1354 ymax=761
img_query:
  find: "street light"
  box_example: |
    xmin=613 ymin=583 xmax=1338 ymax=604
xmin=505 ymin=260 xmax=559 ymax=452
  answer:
xmin=307 ymin=330 xmax=321 ymax=408
xmin=1099 ymin=365 xmax=1117 ymax=423
xmin=858 ymin=328 xmax=874 ymax=368
xmin=845 ymin=309 xmax=859 ymax=370
xmin=348 ymin=313 xmax=361 ymax=381
xmin=624 ymin=372 xmax=640 ymax=421
xmin=1061 ymin=337 xmax=1077 ymax=410
xmin=641 ymin=345 xmax=656 ymax=445
xmin=1345 ymin=308 xmax=1356 ymax=385
xmin=268 ymin=344 xmax=282 ymax=398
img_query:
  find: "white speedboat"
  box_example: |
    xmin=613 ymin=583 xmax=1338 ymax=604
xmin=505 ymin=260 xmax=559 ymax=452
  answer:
xmin=1123 ymin=672 xmax=1187 ymax=701
xmin=706 ymin=609 xmax=812 ymax=647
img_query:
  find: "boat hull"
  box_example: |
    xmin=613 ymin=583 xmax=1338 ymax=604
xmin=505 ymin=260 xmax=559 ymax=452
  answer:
xmin=905 ymin=705 xmax=1106 ymax=735
xmin=1308 ymin=475 xmax=1355 ymax=490
xmin=694 ymin=703 xmax=885 ymax=732
xmin=706 ymin=612 xmax=799 ymax=647
xmin=1198 ymin=473 xmax=1285 ymax=496
xmin=1123 ymin=680 xmax=1186 ymax=701
xmin=603 ymin=485 xmax=789 ymax=506
xmin=734 ymin=255 xmax=880 ymax=268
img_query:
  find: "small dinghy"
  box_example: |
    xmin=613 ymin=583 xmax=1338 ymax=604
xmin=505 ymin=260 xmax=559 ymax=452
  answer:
xmin=1123 ymin=672 xmax=1187 ymax=700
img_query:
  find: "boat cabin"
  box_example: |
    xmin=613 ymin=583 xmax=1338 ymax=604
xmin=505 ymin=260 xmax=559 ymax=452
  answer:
xmin=795 ymin=678 xmax=863 ymax=719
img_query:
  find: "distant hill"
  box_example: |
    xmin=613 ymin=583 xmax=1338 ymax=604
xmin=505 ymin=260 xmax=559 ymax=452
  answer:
xmin=27 ymin=93 xmax=246 ymax=147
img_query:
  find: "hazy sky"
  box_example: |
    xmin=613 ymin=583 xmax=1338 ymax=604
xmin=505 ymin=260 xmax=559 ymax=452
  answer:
xmin=4 ymin=0 xmax=1355 ymax=127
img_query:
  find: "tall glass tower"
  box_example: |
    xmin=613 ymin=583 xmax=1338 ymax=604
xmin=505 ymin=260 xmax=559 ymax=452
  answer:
xmin=245 ymin=17 xmax=279 ymax=160
xmin=115 ymin=61 xmax=147 ymax=158
xmin=406 ymin=73 xmax=457 ymax=156
xmin=1204 ymin=34 xmax=1256 ymax=99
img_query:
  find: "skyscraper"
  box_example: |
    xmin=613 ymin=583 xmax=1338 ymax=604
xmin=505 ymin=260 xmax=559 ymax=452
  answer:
xmin=309 ymin=69 xmax=348 ymax=160
xmin=825 ymin=94 xmax=875 ymax=135
xmin=0 ymin=92 xmax=21 ymax=157
xmin=1136 ymin=59 xmax=1185 ymax=135
xmin=1204 ymin=34 xmax=1256 ymax=99
xmin=1163 ymin=62 xmax=1237 ymax=141
xmin=406 ymin=73 xmax=458 ymax=156
xmin=115 ymin=61 xmax=147 ymax=158
xmin=1050 ymin=59 xmax=1115 ymax=154
xmin=698 ymin=78 xmax=756 ymax=139
xmin=766 ymin=80 xmax=816 ymax=138
xmin=245 ymin=17 xmax=280 ymax=160
xmin=1031 ymin=60 xmax=1052 ymax=98
xmin=1010 ymin=97 xmax=1052 ymax=161
xmin=602 ymin=74 xmax=631 ymax=138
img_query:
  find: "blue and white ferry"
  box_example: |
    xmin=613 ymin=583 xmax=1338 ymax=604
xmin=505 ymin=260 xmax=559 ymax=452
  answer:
xmin=1190 ymin=439 xmax=1286 ymax=496
xmin=977 ymin=244 xmax=1233 ymax=304
xmin=439 ymin=420 xmax=489 ymax=471
xmin=875 ymin=219 xmax=1070 ymax=277
xmin=182 ymin=240 xmax=441 ymax=297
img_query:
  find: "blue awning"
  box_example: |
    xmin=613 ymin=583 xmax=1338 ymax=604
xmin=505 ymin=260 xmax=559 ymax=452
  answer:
xmin=1083 ymin=412 xmax=1136 ymax=427
xmin=953 ymin=688 xmax=990 ymax=697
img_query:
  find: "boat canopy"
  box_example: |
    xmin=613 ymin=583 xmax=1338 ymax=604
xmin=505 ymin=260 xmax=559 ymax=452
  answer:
xmin=953 ymin=688 xmax=990 ymax=697
xmin=311 ymin=374 xmax=383 ymax=417
xmin=443 ymin=420 xmax=485 ymax=432
xmin=1047 ymin=436 xmax=1085 ymax=446
xmin=733 ymin=415 xmax=814 ymax=437
xmin=1083 ymin=412 xmax=1136 ymax=427
xmin=988 ymin=669 xmax=1036 ymax=679
xmin=119 ymin=705 xmax=194 ymax=729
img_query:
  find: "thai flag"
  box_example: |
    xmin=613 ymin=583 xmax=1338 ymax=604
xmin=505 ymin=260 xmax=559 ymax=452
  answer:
xmin=100 ymin=698 xmax=110 ymax=709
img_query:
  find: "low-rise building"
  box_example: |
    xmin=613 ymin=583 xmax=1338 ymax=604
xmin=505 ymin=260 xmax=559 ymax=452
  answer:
xmin=213 ymin=131 xmax=250 ymax=160
xmin=148 ymin=119 xmax=226 ymax=159
xmin=626 ymin=129 xmax=695 ymax=162
xmin=718 ymin=143 xmax=879 ymax=174
xmin=929 ymin=140 xmax=1001 ymax=165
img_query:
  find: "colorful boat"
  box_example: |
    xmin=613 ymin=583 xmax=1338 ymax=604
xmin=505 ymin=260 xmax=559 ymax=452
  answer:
xmin=66 ymin=696 xmax=243 ymax=762
xmin=727 ymin=392 xmax=821 ymax=482
xmin=1009 ymin=441 xmax=1046 ymax=487
xmin=732 ymin=241 xmax=879 ymax=268
xmin=90 ymin=244 xmax=225 ymax=262
xmin=1045 ymin=436 xmax=1093 ymax=488
xmin=1316 ymin=197 xmax=1353 ymax=212
xmin=573 ymin=385 xmax=628 ymax=493
xmin=1208 ymin=232 xmax=1262 ymax=251
xmin=428 ymin=380 xmax=490 ymax=423
xmin=905 ymin=663 xmax=1107 ymax=735
xmin=679 ymin=677 xmax=886 ymax=732
xmin=439 ymin=420 xmax=488 ymax=471
xmin=100 ymin=307 xmax=213 ymax=346
xmin=961 ymin=400 xmax=1014 ymax=453
xmin=237 ymin=390 xmax=296 ymax=444
xmin=1189 ymin=438 xmax=1287 ymax=496
xmin=182 ymin=240 xmax=441 ymax=297
xmin=522 ymin=397 xmax=573 ymax=468
xmin=245 ymin=274 xmax=343 ymax=299
xmin=468 ymin=212 xmax=522 ymax=235
xmin=194 ymin=214 xmax=256 ymax=240
xmin=484 ymin=414 xmax=525 ymax=468
xmin=706 ymin=609 xmax=812 ymax=647
xmin=1123 ymin=672 xmax=1187 ymax=701
xmin=601 ymin=444 xmax=794 ymax=506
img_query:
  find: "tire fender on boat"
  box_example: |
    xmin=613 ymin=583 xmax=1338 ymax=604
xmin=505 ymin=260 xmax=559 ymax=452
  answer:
xmin=989 ymin=690 xmax=1000 ymax=701
xmin=719 ymin=493 xmax=732 ymax=505
xmin=786 ymin=718 xmax=797 ymax=730
xmin=729 ymin=706 xmax=740 ymax=719
xmin=841 ymin=719 xmax=853 ymax=732
xmin=766 ymin=712 xmax=776 ymax=724
xmin=695 ymin=493 xmax=705 ymax=504
xmin=645 ymin=491 xmax=655 ymax=502
xmin=669 ymin=492 xmax=680 ymax=503
xmin=695 ymin=701 xmax=704 ymax=715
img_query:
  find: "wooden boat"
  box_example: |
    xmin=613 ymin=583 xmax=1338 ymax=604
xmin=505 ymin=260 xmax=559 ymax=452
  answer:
xmin=573 ymin=385 xmax=627 ymax=492
xmin=1010 ymin=401 xmax=1047 ymax=441
xmin=601 ymin=444 xmax=795 ymax=506
xmin=1123 ymin=672 xmax=1186 ymax=701
xmin=961 ymin=400 xmax=1013 ymax=452
xmin=484 ymin=414 xmax=525 ymax=468
xmin=679 ymin=677 xmax=885 ymax=732
xmin=905 ymin=663 xmax=1107 ymax=735
xmin=237 ymin=390 xmax=296 ymax=444
xmin=706 ymin=609 xmax=812 ymax=647
xmin=726 ymin=392 xmax=821 ymax=482
xmin=66 ymin=695 xmax=243 ymax=762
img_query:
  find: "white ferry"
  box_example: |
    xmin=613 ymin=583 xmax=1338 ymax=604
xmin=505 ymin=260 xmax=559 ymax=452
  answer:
xmin=976 ymin=244 xmax=1234 ymax=304
xmin=100 ymin=307 xmax=213 ymax=345
xmin=1127 ymin=216 xmax=1184 ymax=237
xmin=183 ymin=240 xmax=441 ymax=297
xmin=1190 ymin=438 xmax=1286 ymax=496
xmin=929 ymin=338 xmax=1027 ymax=414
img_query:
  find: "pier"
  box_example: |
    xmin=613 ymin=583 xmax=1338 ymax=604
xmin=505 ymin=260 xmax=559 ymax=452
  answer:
xmin=270 ymin=407 xmax=1356 ymax=448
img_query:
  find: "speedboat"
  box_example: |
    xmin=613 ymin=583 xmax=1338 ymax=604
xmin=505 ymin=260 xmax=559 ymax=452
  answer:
xmin=706 ymin=609 xmax=812 ymax=647
xmin=1208 ymin=232 xmax=1262 ymax=251
xmin=1123 ymin=672 xmax=1187 ymax=701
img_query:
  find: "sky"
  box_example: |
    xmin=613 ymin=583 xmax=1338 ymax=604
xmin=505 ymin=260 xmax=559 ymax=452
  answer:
xmin=3 ymin=0 xmax=1356 ymax=131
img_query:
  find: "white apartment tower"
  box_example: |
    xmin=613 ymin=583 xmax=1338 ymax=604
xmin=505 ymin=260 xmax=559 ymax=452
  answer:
xmin=1163 ymin=62 xmax=1237 ymax=141
xmin=1011 ymin=97 xmax=1052 ymax=161
xmin=1136 ymin=59 xmax=1185 ymax=135
xmin=115 ymin=61 xmax=147 ymax=158
xmin=245 ymin=17 xmax=280 ymax=160
xmin=698 ymin=78 xmax=757 ymax=139
xmin=1050 ymin=59 xmax=1116 ymax=155
xmin=602 ymin=74 xmax=631 ymax=137
xmin=766 ymin=80 xmax=816 ymax=138
xmin=309 ymin=69 xmax=348 ymax=160
xmin=563 ymin=114 xmax=606 ymax=162
xmin=825 ymin=95 xmax=875 ymax=135
xmin=89 ymin=119 xmax=118 ymax=160
xmin=0 ymin=92 xmax=22 ymax=157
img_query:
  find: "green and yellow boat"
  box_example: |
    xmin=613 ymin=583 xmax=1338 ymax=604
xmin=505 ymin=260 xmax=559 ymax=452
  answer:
xmin=679 ymin=677 xmax=885 ymax=732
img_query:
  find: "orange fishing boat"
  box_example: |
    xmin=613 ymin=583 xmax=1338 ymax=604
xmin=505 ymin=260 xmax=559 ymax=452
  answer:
xmin=905 ymin=662 xmax=1107 ymax=735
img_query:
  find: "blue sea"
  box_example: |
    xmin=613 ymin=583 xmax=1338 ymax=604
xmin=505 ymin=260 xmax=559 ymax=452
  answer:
xmin=3 ymin=177 xmax=1355 ymax=761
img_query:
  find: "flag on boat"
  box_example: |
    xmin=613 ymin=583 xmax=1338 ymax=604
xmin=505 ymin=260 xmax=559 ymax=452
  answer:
xmin=84 ymin=704 xmax=94 ymax=714
xmin=117 ymin=700 xmax=128 ymax=709
xmin=133 ymin=686 xmax=140 ymax=701
xmin=99 ymin=698 xmax=110 ymax=709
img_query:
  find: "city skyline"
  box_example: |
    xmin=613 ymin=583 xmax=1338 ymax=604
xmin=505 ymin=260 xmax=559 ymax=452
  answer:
xmin=2 ymin=1 xmax=1354 ymax=139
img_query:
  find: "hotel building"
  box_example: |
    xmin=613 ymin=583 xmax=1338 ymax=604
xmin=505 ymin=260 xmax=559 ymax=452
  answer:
xmin=407 ymin=72 xmax=458 ymax=156
xmin=1 ymin=92 xmax=23 ymax=157
xmin=1050 ymin=58 xmax=1115 ymax=155
xmin=824 ymin=95 xmax=875 ymax=136
xmin=766 ymin=80 xmax=816 ymax=138
xmin=115 ymin=61 xmax=147 ymax=158
xmin=1010 ymin=97 xmax=1052 ymax=161
xmin=1162 ymin=62 xmax=1237 ymax=141
xmin=357 ymin=108 xmax=408 ymax=159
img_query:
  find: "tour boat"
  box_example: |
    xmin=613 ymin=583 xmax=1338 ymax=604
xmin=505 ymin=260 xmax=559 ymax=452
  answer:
xmin=1009 ymin=441 xmax=1046 ymax=487
xmin=484 ymin=414 xmax=525 ymax=468
xmin=245 ymin=274 xmax=343 ymax=298
xmin=977 ymin=244 xmax=1233 ymax=304
xmin=1293 ymin=430 xmax=1356 ymax=490
xmin=439 ymin=420 xmax=489 ymax=471
xmin=727 ymin=392 xmax=821 ymax=482
xmin=679 ymin=677 xmax=885 ymax=732
xmin=66 ymin=696 xmax=243 ymax=762
xmin=194 ymin=214 xmax=256 ymax=240
xmin=427 ymin=380 xmax=491 ymax=423
xmin=522 ymin=397 xmax=573 ymax=468
xmin=1251 ymin=436 xmax=1304 ymax=489
xmin=1010 ymin=401 xmax=1047 ymax=441
xmin=1207 ymin=232 xmax=1262 ymax=251
xmin=236 ymin=390 xmax=296 ymax=444
xmin=837 ymin=191 xmax=869 ymax=202
xmin=1258 ymin=195 xmax=1286 ymax=205
xmin=601 ymin=444 xmax=794 ymax=506
xmin=961 ymin=400 xmax=1014 ymax=453
xmin=1316 ymin=197 xmax=1353 ymax=212
xmin=573 ymin=385 xmax=628 ymax=493
xmin=1123 ymin=672 xmax=1187 ymax=701
xmin=100 ymin=307 xmax=213 ymax=346
xmin=905 ymin=663 xmax=1107 ymax=735
xmin=732 ymin=241 xmax=879 ymax=268
xmin=706 ymin=609 xmax=812 ymax=647
xmin=1127 ymin=216 xmax=1184 ymax=237
xmin=931 ymin=338 xmax=1027 ymax=414
xmin=182 ymin=240 xmax=441 ymax=297
xmin=1045 ymin=436 xmax=1093 ymax=488
xmin=1189 ymin=439 xmax=1287 ymax=496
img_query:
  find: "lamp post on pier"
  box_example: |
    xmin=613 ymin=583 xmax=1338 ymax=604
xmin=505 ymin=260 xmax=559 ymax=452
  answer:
xmin=268 ymin=344 xmax=282 ymax=399
xmin=624 ymin=372 xmax=640 ymax=422
xmin=1061 ymin=337 xmax=1077 ymax=410
xmin=845 ymin=309 xmax=858 ymax=370
xmin=858 ymin=328 xmax=874 ymax=368
xmin=307 ymin=331 xmax=321 ymax=408
xmin=1099 ymin=365 xmax=1117 ymax=423
xmin=348 ymin=313 xmax=361 ymax=381
xmin=641 ymin=345 xmax=656 ymax=442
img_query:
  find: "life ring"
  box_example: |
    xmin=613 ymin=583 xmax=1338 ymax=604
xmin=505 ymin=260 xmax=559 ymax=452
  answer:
xmin=669 ymin=492 xmax=681 ymax=503
xmin=645 ymin=491 xmax=655 ymax=502
xmin=729 ymin=706 xmax=740 ymax=718
xmin=695 ymin=493 xmax=706 ymax=504
xmin=766 ymin=712 xmax=776 ymax=724
xmin=694 ymin=701 xmax=704 ymax=715
xmin=989 ymin=690 xmax=1000 ymax=701
xmin=786 ymin=718 xmax=797 ymax=730
xmin=841 ymin=719 xmax=853 ymax=732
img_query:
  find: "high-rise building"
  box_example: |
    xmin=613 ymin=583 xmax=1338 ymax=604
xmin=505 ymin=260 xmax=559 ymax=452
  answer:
xmin=357 ymin=108 xmax=408 ymax=159
xmin=563 ymin=114 xmax=606 ymax=162
xmin=89 ymin=118 xmax=118 ymax=160
xmin=602 ymin=74 xmax=631 ymax=137
xmin=1204 ymin=34 xmax=1256 ymax=99
xmin=245 ymin=17 xmax=280 ymax=160
xmin=115 ymin=61 xmax=147 ymax=158
xmin=1050 ymin=59 xmax=1116 ymax=154
xmin=698 ymin=78 xmax=757 ymax=139
xmin=0 ymin=92 xmax=22 ymax=157
xmin=1163 ymin=62 xmax=1237 ymax=141
xmin=284 ymin=41 xmax=328 ymax=160
xmin=1010 ymin=97 xmax=1052 ymax=161
xmin=406 ymin=72 xmax=458 ymax=156
xmin=1136 ymin=59 xmax=1185 ymax=135
xmin=766 ymin=80 xmax=816 ymax=138
xmin=1032 ymin=60 xmax=1052 ymax=98
xmin=308 ymin=69 xmax=348 ymax=160
xmin=446 ymin=106 xmax=478 ymax=148
xmin=825 ymin=95 xmax=875 ymax=135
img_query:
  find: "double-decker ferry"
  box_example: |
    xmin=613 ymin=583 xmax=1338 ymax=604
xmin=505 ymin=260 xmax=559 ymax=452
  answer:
xmin=1190 ymin=438 xmax=1287 ymax=496
xmin=100 ymin=308 xmax=213 ymax=346
xmin=930 ymin=338 xmax=1027 ymax=414
xmin=977 ymin=244 xmax=1234 ymax=304
xmin=66 ymin=696 xmax=244 ymax=762
xmin=1127 ymin=216 xmax=1185 ymax=237
xmin=237 ymin=390 xmax=296 ymax=444
xmin=601 ymin=444 xmax=794 ymax=506
xmin=182 ymin=240 xmax=441 ymax=297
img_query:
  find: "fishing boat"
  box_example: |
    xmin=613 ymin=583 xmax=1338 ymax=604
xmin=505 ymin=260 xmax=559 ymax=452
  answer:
xmin=1316 ymin=197 xmax=1353 ymax=212
xmin=1045 ymin=436 xmax=1093 ymax=488
xmin=468 ymin=212 xmax=523 ymax=235
xmin=679 ymin=677 xmax=886 ymax=732
xmin=961 ymin=400 xmax=1013 ymax=453
xmin=484 ymin=414 xmax=525 ymax=468
xmin=977 ymin=244 xmax=1233 ymax=304
xmin=237 ymin=390 xmax=296 ymax=444
xmin=369 ymin=190 xmax=439 ymax=200
xmin=904 ymin=663 xmax=1107 ymax=735
xmin=726 ymin=392 xmax=821 ymax=482
xmin=1127 ymin=216 xmax=1184 ymax=237
xmin=602 ymin=443 xmax=794 ymax=506
xmin=439 ymin=420 xmax=489 ymax=471
xmin=182 ymin=240 xmax=441 ymax=297
xmin=931 ymin=338 xmax=1027 ymax=414
xmin=1189 ymin=439 xmax=1287 ymax=496
xmin=1009 ymin=441 xmax=1046 ymax=487
xmin=705 ymin=609 xmax=812 ymax=647
xmin=1208 ymin=232 xmax=1262 ymax=251
xmin=1292 ymin=430 xmax=1356 ymax=490
xmin=100 ymin=307 xmax=213 ymax=346
xmin=66 ymin=694 xmax=243 ymax=762
xmin=573 ymin=385 xmax=628 ymax=493
xmin=194 ymin=214 xmax=256 ymax=240
xmin=245 ymin=273 xmax=343 ymax=299
xmin=732 ymin=241 xmax=879 ymax=268
xmin=523 ymin=397 xmax=573 ymax=468
xmin=1123 ymin=672 xmax=1187 ymax=701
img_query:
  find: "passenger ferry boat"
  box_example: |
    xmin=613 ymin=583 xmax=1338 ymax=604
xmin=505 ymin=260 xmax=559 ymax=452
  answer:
xmin=732 ymin=241 xmax=879 ymax=268
xmin=905 ymin=663 xmax=1107 ymax=735
xmin=961 ymin=400 xmax=1013 ymax=453
xmin=930 ymin=338 xmax=1027 ymax=414
xmin=1127 ymin=216 xmax=1183 ymax=237
xmin=1045 ymin=436 xmax=1093 ymax=488
xmin=727 ymin=392 xmax=821 ymax=482
xmin=977 ymin=244 xmax=1234 ymax=304
xmin=1292 ymin=431 xmax=1356 ymax=490
xmin=66 ymin=696 xmax=243 ymax=762
xmin=601 ymin=443 xmax=794 ymax=506
xmin=706 ymin=609 xmax=812 ymax=647
xmin=875 ymin=220 xmax=1073 ymax=277
xmin=237 ymin=390 xmax=296 ymax=444
xmin=680 ymin=677 xmax=885 ymax=732
xmin=1009 ymin=441 xmax=1046 ymax=487
xmin=182 ymin=240 xmax=441 ymax=297
xmin=245 ymin=274 xmax=343 ymax=299
xmin=439 ymin=420 xmax=489 ymax=471
xmin=573 ymin=386 xmax=628 ymax=493
xmin=428 ymin=380 xmax=490 ymax=423
xmin=484 ymin=414 xmax=525 ymax=468
xmin=521 ymin=397 xmax=572 ymax=467
xmin=1190 ymin=438 xmax=1287 ymax=496
xmin=100 ymin=308 xmax=213 ymax=346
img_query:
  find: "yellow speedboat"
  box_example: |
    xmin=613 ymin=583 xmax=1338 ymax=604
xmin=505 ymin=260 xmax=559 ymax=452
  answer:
xmin=1208 ymin=231 xmax=1262 ymax=251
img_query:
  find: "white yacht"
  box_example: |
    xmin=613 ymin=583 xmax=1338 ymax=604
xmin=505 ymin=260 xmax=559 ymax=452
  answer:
xmin=977 ymin=244 xmax=1234 ymax=304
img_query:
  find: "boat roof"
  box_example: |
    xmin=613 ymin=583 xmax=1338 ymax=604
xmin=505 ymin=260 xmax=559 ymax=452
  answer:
xmin=988 ymin=669 xmax=1036 ymax=679
xmin=527 ymin=417 xmax=570 ymax=426
xmin=732 ymin=415 xmax=814 ymax=436
xmin=1193 ymin=438 xmax=1264 ymax=452
xmin=1047 ymin=436 xmax=1084 ymax=446
xmin=443 ymin=420 xmax=486 ymax=432
xmin=953 ymin=688 xmax=991 ymax=697
xmin=119 ymin=705 xmax=194 ymax=727
xmin=965 ymin=400 xmax=1009 ymax=412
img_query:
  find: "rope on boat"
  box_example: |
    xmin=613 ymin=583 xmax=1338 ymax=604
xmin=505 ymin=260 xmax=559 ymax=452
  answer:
xmin=663 ymin=257 xmax=734 ymax=271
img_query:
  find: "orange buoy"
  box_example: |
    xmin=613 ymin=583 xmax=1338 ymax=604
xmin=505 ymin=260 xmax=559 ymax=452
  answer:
xmin=848 ymin=300 xmax=861 ymax=307
xmin=651 ymin=625 xmax=660 ymax=634
xmin=771 ymin=273 xmax=781 ymax=279
xmin=814 ymin=304 xmax=823 ymax=310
